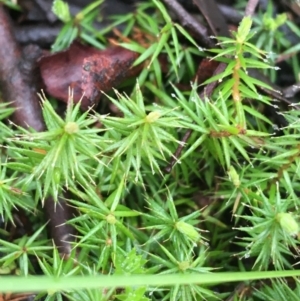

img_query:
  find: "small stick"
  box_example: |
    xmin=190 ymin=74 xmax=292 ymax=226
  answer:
xmin=0 ymin=5 xmax=44 ymax=131
xmin=218 ymin=4 xmax=243 ymax=24
xmin=13 ymin=23 xmax=61 ymax=46
xmin=165 ymin=129 xmax=192 ymax=173
xmin=162 ymin=0 xmax=213 ymax=48
xmin=44 ymin=197 xmax=76 ymax=257
xmin=244 ymin=0 xmax=260 ymax=17
xmin=0 ymin=5 xmax=74 ymax=257
xmin=192 ymin=0 xmax=229 ymax=37
xmin=165 ymin=63 xmax=226 ymax=172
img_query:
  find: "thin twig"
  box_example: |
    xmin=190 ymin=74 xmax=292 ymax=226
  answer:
xmin=165 ymin=63 xmax=226 ymax=172
xmin=165 ymin=129 xmax=192 ymax=173
xmin=225 ymin=282 xmax=251 ymax=301
xmin=44 ymin=197 xmax=76 ymax=257
xmin=163 ymin=0 xmax=229 ymax=172
xmin=247 ymin=69 xmax=300 ymax=110
xmin=0 ymin=5 xmax=74 ymax=258
xmin=283 ymin=83 xmax=300 ymax=99
xmin=218 ymin=4 xmax=243 ymax=24
xmin=244 ymin=0 xmax=260 ymax=17
xmin=162 ymin=0 xmax=213 ymax=48
xmin=0 ymin=5 xmax=44 ymax=131
xmin=192 ymin=0 xmax=229 ymax=37
xmin=13 ymin=23 xmax=61 ymax=46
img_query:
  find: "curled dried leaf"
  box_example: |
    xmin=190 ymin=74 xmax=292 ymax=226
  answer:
xmin=38 ymin=42 xmax=142 ymax=110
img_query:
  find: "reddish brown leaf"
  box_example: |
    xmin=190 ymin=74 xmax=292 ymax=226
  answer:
xmin=81 ymin=47 xmax=140 ymax=105
xmin=175 ymin=58 xmax=219 ymax=91
xmin=38 ymin=42 xmax=99 ymax=108
xmin=195 ymin=58 xmax=220 ymax=84
xmin=38 ymin=42 xmax=141 ymax=110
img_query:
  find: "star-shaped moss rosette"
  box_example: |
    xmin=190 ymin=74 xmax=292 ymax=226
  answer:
xmin=7 ymin=91 xmax=108 ymax=201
